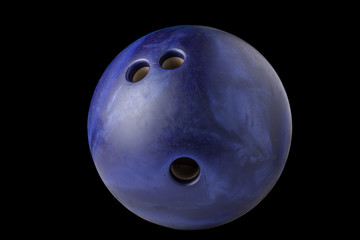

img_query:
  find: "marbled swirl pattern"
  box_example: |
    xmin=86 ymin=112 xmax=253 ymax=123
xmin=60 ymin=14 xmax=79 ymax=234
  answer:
xmin=88 ymin=26 xmax=292 ymax=229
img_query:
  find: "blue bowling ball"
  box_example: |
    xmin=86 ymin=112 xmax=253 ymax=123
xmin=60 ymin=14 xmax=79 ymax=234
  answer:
xmin=88 ymin=25 xmax=292 ymax=230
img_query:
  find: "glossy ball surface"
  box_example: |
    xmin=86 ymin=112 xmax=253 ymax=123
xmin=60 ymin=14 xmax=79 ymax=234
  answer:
xmin=88 ymin=26 xmax=292 ymax=230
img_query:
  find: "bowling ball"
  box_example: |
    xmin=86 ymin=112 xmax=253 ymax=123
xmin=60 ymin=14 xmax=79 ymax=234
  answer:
xmin=87 ymin=25 xmax=292 ymax=230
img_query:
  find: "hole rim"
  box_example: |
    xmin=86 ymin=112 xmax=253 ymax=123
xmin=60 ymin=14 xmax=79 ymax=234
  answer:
xmin=159 ymin=49 xmax=186 ymax=70
xmin=126 ymin=59 xmax=150 ymax=83
xmin=170 ymin=157 xmax=200 ymax=185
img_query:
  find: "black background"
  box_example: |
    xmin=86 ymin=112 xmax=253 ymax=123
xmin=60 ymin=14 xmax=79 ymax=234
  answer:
xmin=10 ymin=5 xmax=349 ymax=238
